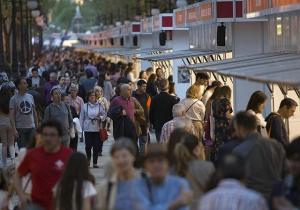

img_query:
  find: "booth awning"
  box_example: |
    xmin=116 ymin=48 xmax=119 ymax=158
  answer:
xmin=93 ymin=48 xmax=127 ymax=54
xmin=137 ymin=49 xmax=230 ymax=62
xmin=185 ymin=52 xmax=300 ymax=87
xmin=112 ymin=48 xmax=171 ymax=56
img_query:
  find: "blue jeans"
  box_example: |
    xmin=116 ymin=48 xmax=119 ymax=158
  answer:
xmin=17 ymin=128 xmax=35 ymax=149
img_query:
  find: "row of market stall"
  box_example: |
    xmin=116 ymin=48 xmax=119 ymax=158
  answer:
xmin=79 ymin=0 xmax=300 ymax=139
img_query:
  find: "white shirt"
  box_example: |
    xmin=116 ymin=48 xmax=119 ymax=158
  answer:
xmin=83 ymin=181 xmax=97 ymax=198
xmin=180 ymin=98 xmax=205 ymax=121
xmin=199 ymin=179 xmax=268 ymax=210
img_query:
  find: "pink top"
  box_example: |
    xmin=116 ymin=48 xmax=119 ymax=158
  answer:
xmin=110 ymin=96 xmax=135 ymax=122
xmin=67 ymin=96 xmax=84 ymax=115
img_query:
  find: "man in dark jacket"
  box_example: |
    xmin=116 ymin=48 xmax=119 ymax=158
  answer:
xmin=149 ymin=79 xmax=178 ymax=142
xmin=233 ymin=111 xmax=285 ymax=200
xmin=132 ymin=80 xmax=150 ymax=154
xmin=266 ymin=98 xmax=298 ymax=147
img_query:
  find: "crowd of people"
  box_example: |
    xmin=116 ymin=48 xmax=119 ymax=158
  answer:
xmin=0 ymin=48 xmax=299 ymax=210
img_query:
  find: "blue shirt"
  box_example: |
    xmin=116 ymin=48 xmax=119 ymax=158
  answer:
xmin=114 ymin=179 xmax=139 ymax=210
xmin=135 ymin=175 xmax=191 ymax=210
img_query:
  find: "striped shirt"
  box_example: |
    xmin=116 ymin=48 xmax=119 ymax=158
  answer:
xmin=199 ymin=179 xmax=268 ymax=210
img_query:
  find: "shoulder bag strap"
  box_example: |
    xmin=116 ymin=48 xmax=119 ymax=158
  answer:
xmin=106 ymin=181 xmax=113 ymax=209
xmin=186 ymin=99 xmax=199 ymax=113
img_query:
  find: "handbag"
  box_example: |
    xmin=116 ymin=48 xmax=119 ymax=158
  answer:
xmin=99 ymin=128 xmax=108 ymax=141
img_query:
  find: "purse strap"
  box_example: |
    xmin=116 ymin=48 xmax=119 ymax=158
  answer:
xmin=186 ymin=99 xmax=199 ymax=113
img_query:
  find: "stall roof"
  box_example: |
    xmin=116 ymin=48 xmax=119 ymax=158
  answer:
xmin=185 ymin=52 xmax=300 ymax=86
xmin=137 ymin=49 xmax=230 ymax=61
xmin=111 ymin=48 xmax=171 ymax=56
xmin=93 ymin=48 xmax=127 ymax=54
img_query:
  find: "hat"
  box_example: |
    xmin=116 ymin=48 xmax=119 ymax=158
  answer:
xmin=286 ymin=138 xmax=300 ymax=160
xmin=144 ymin=144 xmax=168 ymax=161
xmin=50 ymin=85 xmax=61 ymax=95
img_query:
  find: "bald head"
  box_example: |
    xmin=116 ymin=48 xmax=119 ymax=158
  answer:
xmin=172 ymin=103 xmax=185 ymax=118
xmin=120 ymin=84 xmax=132 ymax=99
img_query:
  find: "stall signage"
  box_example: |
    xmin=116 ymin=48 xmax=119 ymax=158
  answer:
xmin=200 ymin=2 xmax=213 ymax=21
xmin=247 ymin=0 xmax=269 ymax=13
xmin=187 ymin=6 xmax=200 ymax=23
xmin=175 ymin=9 xmax=186 ymax=27
xmin=272 ymin=0 xmax=300 ymax=8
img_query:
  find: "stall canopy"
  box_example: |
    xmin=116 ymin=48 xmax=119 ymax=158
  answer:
xmin=184 ymin=52 xmax=300 ymax=87
xmin=137 ymin=49 xmax=230 ymax=63
xmin=93 ymin=48 xmax=128 ymax=54
xmin=111 ymin=48 xmax=171 ymax=57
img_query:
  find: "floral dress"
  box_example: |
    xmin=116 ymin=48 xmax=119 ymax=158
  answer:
xmin=211 ymin=98 xmax=233 ymax=160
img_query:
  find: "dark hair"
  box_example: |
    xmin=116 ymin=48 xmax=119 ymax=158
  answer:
xmin=158 ymin=78 xmax=169 ymax=91
xmin=146 ymin=67 xmax=153 ymax=73
xmin=83 ymin=59 xmax=89 ymax=65
xmin=196 ymin=72 xmax=209 ymax=81
xmin=86 ymin=70 xmax=93 ymax=78
xmin=217 ymin=154 xmax=246 ymax=180
xmin=144 ymin=143 xmax=168 ymax=161
xmin=110 ymin=138 xmax=137 ymax=157
xmin=137 ymin=80 xmax=147 ymax=87
xmin=58 ymin=76 xmax=64 ymax=81
xmin=86 ymin=90 xmax=95 ymax=101
xmin=286 ymin=137 xmax=300 ymax=160
xmin=97 ymin=73 xmax=105 ymax=88
xmin=279 ymin=98 xmax=298 ymax=109
xmin=167 ymin=128 xmax=189 ymax=164
xmin=139 ymin=71 xmax=146 ymax=79
xmin=168 ymin=75 xmax=173 ymax=83
xmin=14 ymin=77 xmax=26 ymax=90
xmin=219 ymin=86 xmax=231 ymax=99
xmin=211 ymin=80 xmax=222 ymax=87
xmin=55 ymin=152 xmax=94 ymax=210
xmin=147 ymin=74 xmax=157 ymax=84
xmin=209 ymin=86 xmax=222 ymax=101
xmin=0 ymin=87 xmax=14 ymax=114
xmin=174 ymin=133 xmax=200 ymax=176
xmin=40 ymin=120 xmax=63 ymax=137
xmin=246 ymin=91 xmax=267 ymax=113
xmin=32 ymin=66 xmax=39 ymax=73
xmin=169 ymin=82 xmax=175 ymax=94
xmin=234 ymin=111 xmax=257 ymax=131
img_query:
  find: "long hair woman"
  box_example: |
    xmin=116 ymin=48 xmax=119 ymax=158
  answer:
xmin=55 ymin=152 xmax=96 ymax=210
xmin=174 ymin=132 xmax=215 ymax=210
xmin=246 ymin=91 xmax=268 ymax=136
xmin=211 ymin=86 xmax=233 ymax=161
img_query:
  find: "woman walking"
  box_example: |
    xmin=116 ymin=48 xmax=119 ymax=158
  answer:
xmin=246 ymin=91 xmax=268 ymax=137
xmin=0 ymin=87 xmax=15 ymax=167
xmin=211 ymin=86 xmax=233 ymax=160
xmin=55 ymin=152 xmax=96 ymax=210
xmin=80 ymin=90 xmax=106 ymax=168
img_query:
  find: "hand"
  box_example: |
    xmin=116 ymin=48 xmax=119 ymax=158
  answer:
xmin=122 ymin=110 xmax=127 ymax=116
xmin=14 ymin=129 xmax=19 ymax=138
xmin=19 ymin=194 xmax=31 ymax=209
xmin=177 ymin=190 xmax=193 ymax=206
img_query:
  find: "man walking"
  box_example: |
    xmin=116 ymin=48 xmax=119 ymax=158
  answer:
xmin=149 ymin=79 xmax=178 ymax=142
xmin=10 ymin=78 xmax=38 ymax=149
xmin=266 ymin=98 xmax=298 ymax=147
xmin=132 ymin=80 xmax=150 ymax=154
xmin=233 ymin=112 xmax=285 ymax=199
xmin=14 ymin=120 xmax=72 ymax=210
xmin=44 ymin=86 xmax=74 ymax=146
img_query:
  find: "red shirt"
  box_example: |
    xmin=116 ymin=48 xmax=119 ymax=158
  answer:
xmin=18 ymin=146 xmax=72 ymax=210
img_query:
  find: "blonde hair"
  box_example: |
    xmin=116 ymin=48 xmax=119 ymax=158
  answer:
xmin=186 ymin=85 xmax=201 ymax=99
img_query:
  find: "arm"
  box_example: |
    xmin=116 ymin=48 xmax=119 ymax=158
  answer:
xmin=9 ymin=98 xmax=18 ymax=137
xmin=33 ymin=107 xmax=38 ymax=127
xmin=82 ymin=197 xmax=92 ymax=210
xmin=133 ymin=98 xmax=144 ymax=115
xmin=13 ymin=172 xmax=28 ymax=208
xmin=79 ymin=104 xmax=86 ymax=129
